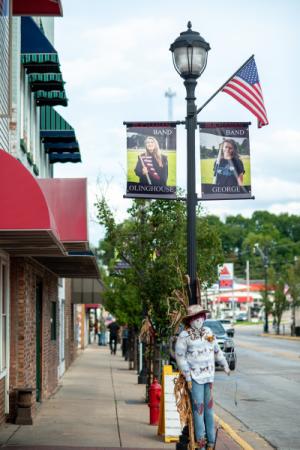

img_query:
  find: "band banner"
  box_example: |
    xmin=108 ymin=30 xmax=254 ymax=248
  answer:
xmin=126 ymin=122 xmax=177 ymax=199
xmin=199 ymin=122 xmax=252 ymax=200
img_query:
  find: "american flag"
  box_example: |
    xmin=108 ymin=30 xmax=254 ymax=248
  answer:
xmin=222 ymin=56 xmax=268 ymax=128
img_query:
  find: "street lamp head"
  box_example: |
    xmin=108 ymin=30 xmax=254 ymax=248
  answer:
xmin=170 ymin=21 xmax=210 ymax=80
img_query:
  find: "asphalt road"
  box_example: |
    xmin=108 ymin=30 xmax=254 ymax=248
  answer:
xmin=214 ymin=325 xmax=300 ymax=450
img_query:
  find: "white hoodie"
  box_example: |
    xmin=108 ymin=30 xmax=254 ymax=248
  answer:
xmin=175 ymin=326 xmax=229 ymax=384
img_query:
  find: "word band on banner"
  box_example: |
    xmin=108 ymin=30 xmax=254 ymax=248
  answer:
xmin=199 ymin=122 xmax=252 ymax=200
xmin=125 ymin=122 xmax=178 ymax=199
xmin=158 ymin=365 xmax=182 ymax=442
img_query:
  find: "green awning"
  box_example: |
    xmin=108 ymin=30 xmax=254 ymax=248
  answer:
xmin=40 ymin=106 xmax=74 ymax=132
xmin=40 ymin=106 xmax=81 ymax=163
xmin=35 ymin=91 xmax=68 ymax=107
xmin=21 ymin=18 xmax=61 ymax=74
xmin=28 ymin=73 xmax=65 ymax=92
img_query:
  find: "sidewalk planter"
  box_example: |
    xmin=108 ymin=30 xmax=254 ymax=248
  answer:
xmin=15 ymin=388 xmax=34 ymax=425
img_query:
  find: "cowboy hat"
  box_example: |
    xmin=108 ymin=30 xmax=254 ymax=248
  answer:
xmin=182 ymin=304 xmax=210 ymax=323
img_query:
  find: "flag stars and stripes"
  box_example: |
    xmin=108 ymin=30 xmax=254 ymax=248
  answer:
xmin=222 ymin=56 xmax=269 ymax=128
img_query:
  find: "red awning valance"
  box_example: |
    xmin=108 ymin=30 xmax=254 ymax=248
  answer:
xmin=38 ymin=178 xmax=89 ymax=251
xmin=0 ymin=149 xmax=64 ymax=256
xmin=217 ymin=296 xmax=253 ymax=303
xmin=12 ymin=0 xmax=63 ymax=16
xmin=0 ymin=149 xmax=99 ymax=278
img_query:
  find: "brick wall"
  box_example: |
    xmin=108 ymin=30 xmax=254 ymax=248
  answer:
xmin=8 ymin=257 xmax=59 ymax=422
xmin=0 ymin=378 xmax=5 ymax=425
xmin=64 ymin=279 xmax=76 ymax=370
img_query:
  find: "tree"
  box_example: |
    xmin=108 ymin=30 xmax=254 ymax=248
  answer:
xmin=269 ymin=267 xmax=289 ymax=334
xmin=286 ymin=259 xmax=300 ymax=335
xmin=96 ymin=197 xmax=223 ymax=339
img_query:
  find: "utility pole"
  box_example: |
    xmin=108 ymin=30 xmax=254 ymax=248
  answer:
xmin=246 ymin=260 xmax=251 ymax=321
xmin=254 ymin=244 xmax=269 ymax=333
xmin=165 ymin=88 xmax=176 ymax=121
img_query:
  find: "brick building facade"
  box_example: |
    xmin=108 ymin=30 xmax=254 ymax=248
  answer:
xmin=0 ymin=1 xmax=100 ymax=426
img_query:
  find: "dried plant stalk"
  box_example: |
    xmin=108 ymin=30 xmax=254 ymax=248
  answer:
xmin=174 ymin=374 xmax=195 ymax=450
xmin=139 ymin=317 xmax=154 ymax=344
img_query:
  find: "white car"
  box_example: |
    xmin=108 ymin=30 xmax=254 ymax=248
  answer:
xmin=219 ymin=319 xmax=235 ymax=337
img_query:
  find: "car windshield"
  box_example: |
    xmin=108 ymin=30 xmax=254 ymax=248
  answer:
xmin=204 ymin=320 xmax=226 ymax=335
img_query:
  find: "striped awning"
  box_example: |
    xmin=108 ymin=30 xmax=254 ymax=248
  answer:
xmin=40 ymin=106 xmax=81 ymax=164
xmin=49 ymin=153 xmax=81 ymax=164
xmin=28 ymin=73 xmax=65 ymax=92
xmin=35 ymin=90 xmax=68 ymax=107
xmin=21 ymin=17 xmax=61 ymax=73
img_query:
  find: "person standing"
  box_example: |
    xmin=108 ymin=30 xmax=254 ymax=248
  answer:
xmin=108 ymin=320 xmax=120 ymax=355
xmin=213 ymin=139 xmax=245 ymax=187
xmin=134 ymin=136 xmax=168 ymax=186
xmin=175 ymin=305 xmax=230 ymax=450
xmin=99 ymin=319 xmax=107 ymax=346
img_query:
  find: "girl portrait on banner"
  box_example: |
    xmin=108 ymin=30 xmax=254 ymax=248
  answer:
xmin=199 ymin=123 xmax=252 ymax=200
xmin=126 ymin=124 xmax=177 ymax=197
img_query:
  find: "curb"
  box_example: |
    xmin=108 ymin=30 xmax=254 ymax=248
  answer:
xmin=214 ymin=414 xmax=254 ymax=450
xmin=260 ymin=333 xmax=300 ymax=341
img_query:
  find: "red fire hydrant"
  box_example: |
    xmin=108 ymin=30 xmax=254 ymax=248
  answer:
xmin=148 ymin=378 xmax=162 ymax=425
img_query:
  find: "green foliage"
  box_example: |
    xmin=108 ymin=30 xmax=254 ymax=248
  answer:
xmin=269 ymin=266 xmax=290 ymax=333
xmin=95 ymin=197 xmax=224 ymax=338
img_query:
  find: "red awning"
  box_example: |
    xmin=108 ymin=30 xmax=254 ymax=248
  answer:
xmin=0 ymin=149 xmax=64 ymax=256
xmin=12 ymin=0 xmax=63 ymax=16
xmin=0 ymin=149 xmax=99 ymax=278
xmin=37 ymin=178 xmax=89 ymax=252
xmin=217 ymin=296 xmax=253 ymax=303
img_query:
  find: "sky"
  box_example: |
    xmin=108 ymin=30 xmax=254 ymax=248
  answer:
xmin=53 ymin=0 xmax=300 ymax=247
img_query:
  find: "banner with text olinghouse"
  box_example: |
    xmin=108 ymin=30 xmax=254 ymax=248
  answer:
xmin=126 ymin=122 xmax=177 ymax=199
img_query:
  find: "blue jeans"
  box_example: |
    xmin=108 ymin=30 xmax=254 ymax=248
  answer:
xmin=191 ymin=380 xmax=215 ymax=449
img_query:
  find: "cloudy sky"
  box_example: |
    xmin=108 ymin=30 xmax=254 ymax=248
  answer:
xmin=53 ymin=0 xmax=300 ymax=246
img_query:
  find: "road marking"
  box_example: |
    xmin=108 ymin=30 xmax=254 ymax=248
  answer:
xmin=236 ymin=340 xmax=300 ymax=361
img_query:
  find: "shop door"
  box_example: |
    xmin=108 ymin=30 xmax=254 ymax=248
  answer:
xmin=35 ymin=281 xmax=43 ymax=402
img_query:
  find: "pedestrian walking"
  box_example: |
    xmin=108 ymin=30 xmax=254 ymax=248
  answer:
xmin=121 ymin=324 xmax=129 ymax=360
xmin=108 ymin=320 xmax=120 ymax=355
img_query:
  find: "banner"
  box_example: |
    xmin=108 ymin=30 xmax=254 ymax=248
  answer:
xmin=218 ymin=263 xmax=234 ymax=290
xmin=126 ymin=122 xmax=176 ymax=198
xmin=200 ymin=123 xmax=252 ymax=200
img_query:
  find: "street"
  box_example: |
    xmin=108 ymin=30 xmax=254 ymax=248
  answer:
xmin=214 ymin=325 xmax=300 ymax=450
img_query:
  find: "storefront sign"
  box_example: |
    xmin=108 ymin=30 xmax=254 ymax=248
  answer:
xmin=218 ymin=263 xmax=234 ymax=290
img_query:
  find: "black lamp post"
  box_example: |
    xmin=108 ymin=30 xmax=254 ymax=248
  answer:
xmin=170 ymin=22 xmax=210 ymax=305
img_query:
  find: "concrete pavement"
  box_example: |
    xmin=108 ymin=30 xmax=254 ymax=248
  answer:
xmin=0 ymin=344 xmax=260 ymax=449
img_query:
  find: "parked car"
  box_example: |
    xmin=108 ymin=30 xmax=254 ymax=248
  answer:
xmin=219 ymin=319 xmax=235 ymax=337
xmin=204 ymin=319 xmax=237 ymax=370
xmin=235 ymin=312 xmax=248 ymax=322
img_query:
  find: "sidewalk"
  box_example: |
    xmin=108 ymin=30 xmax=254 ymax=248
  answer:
xmin=0 ymin=344 xmax=243 ymax=449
